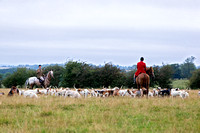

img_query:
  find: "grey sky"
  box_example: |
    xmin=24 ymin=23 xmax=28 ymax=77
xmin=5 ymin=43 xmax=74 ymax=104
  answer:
xmin=0 ymin=0 xmax=200 ymax=66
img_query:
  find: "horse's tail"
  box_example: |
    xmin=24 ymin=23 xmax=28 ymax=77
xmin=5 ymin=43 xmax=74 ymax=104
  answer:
xmin=25 ymin=79 xmax=29 ymax=89
xmin=143 ymin=74 xmax=146 ymax=87
xmin=143 ymin=74 xmax=149 ymax=89
xmin=145 ymin=74 xmax=149 ymax=86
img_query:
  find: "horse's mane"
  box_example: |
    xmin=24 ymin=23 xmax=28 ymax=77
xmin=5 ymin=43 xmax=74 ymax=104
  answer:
xmin=44 ymin=71 xmax=53 ymax=87
xmin=46 ymin=71 xmax=53 ymax=77
xmin=146 ymin=67 xmax=152 ymax=72
xmin=146 ymin=67 xmax=154 ymax=75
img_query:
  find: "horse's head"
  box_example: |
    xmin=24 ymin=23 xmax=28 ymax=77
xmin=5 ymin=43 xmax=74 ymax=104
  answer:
xmin=50 ymin=70 xmax=54 ymax=79
xmin=47 ymin=70 xmax=54 ymax=79
xmin=147 ymin=67 xmax=155 ymax=78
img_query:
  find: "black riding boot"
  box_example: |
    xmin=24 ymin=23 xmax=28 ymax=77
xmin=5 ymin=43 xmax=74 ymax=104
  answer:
xmin=39 ymin=79 xmax=44 ymax=88
xmin=133 ymin=75 xmax=136 ymax=84
xmin=41 ymin=81 xmax=45 ymax=88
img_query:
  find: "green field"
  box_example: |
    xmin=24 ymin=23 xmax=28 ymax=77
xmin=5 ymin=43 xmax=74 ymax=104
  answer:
xmin=172 ymin=79 xmax=189 ymax=89
xmin=0 ymin=89 xmax=200 ymax=133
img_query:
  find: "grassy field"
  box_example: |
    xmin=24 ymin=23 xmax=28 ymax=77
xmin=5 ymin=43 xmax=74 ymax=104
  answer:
xmin=0 ymin=89 xmax=200 ymax=133
xmin=172 ymin=79 xmax=189 ymax=89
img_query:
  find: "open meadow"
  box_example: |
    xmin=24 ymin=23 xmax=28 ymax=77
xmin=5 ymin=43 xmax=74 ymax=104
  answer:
xmin=172 ymin=79 xmax=189 ymax=89
xmin=0 ymin=89 xmax=200 ymax=133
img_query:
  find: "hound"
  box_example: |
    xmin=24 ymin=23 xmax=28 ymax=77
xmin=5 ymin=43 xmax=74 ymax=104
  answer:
xmin=158 ymin=88 xmax=171 ymax=97
xmin=79 ymin=89 xmax=90 ymax=98
xmin=153 ymin=88 xmax=159 ymax=96
xmin=90 ymin=88 xmax=97 ymax=97
xmin=23 ymin=91 xmax=38 ymax=98
xmin=118 ymin=89 xmax=128 ymax=96
xmin=65 ymin=90 xmax=81 ymax=98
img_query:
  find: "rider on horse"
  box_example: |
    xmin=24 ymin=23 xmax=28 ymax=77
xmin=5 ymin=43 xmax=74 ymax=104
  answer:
xmin=36 ymin=65 xmax=45 ymax=87
xmin=134 ymin=57 xmax=147 ymax=84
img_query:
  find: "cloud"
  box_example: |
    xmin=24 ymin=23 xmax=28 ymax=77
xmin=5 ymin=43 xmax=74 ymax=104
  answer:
xmin=0 ymin=0 xmax=200 ymax=66
xmin=0 ymin=0 xmax=199 ymax=30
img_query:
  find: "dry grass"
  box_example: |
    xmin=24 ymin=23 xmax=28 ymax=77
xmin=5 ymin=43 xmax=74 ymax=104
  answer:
xmin=0 ymin=89 xmax=200 ymax=133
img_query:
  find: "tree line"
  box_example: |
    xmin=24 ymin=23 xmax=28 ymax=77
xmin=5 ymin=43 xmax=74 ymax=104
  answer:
xmin=0 ymin=56 xmax=199 ymax=89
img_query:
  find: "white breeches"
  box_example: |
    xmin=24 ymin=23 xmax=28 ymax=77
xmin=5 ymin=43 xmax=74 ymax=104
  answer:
xmin=39 ymin=76 xmax=44 ymax=81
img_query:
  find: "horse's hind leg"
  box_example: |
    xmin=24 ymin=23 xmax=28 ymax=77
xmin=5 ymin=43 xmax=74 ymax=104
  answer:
xmin=30 ymin=84 xmax=33 ymax=89
xmin=146 ymin=76 xmax=150 ymax=98
xmin=146 ymin=84 xmax=150 ymax=98
xmin=146 ymin=88 xmax=149 ymax=98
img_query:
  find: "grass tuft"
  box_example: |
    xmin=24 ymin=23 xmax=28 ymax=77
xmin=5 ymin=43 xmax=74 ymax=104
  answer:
xmin=40 ymin=111 xmax=54 ymax=117
xmin=0 ymin=118 xmax=11 ymax=125
xmin=61 ymin=104 xmax=85 ymax=111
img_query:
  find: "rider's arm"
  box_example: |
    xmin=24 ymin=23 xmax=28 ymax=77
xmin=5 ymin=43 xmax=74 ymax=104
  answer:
xmin=36 ymin=69 xmax=40 ymax=74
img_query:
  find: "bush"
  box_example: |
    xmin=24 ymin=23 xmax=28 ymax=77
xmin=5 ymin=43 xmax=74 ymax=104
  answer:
xmin=155 ymin=65 xmax=173 ymax=88
xmin=0 ymin=74 xmax=2 ymax=87
xmin=125 ymin=70 xmax=137 ymax=88
xmin=189 ymin=69 xmax=200 ymax=89
xmin=180 ymin=56 xmax=196 ymax=79
xmin=2 ymin=68 xmax=35 ymax=88
xmin=61 ymin=61 xmax=126 ymax=88
xmin=61 ymin=61 xmax=94 ymax=88
xmin=95 ymin=63 xmax=126 ymax=88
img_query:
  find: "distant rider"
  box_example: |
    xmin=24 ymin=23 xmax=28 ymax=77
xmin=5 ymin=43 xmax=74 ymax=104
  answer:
xmin=133 ymin=57 xmax=147 ymax=84
xmin=36 ymin=65 xmax=45 ymax=87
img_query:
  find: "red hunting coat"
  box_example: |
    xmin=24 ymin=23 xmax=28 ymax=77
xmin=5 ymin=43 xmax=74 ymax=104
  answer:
xmin=135 ymin=61 xmax=147 ymax=76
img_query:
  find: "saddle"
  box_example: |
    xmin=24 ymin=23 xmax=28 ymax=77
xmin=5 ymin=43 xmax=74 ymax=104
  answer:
xmin=38 ymin=77 xmax=45 ymax=84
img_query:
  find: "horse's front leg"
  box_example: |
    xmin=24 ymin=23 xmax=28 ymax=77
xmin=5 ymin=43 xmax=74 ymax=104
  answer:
xmin=137 ymin=84 xmax=142 ymax=97
xmin=137 ymin=84 xmax=140 ymax=91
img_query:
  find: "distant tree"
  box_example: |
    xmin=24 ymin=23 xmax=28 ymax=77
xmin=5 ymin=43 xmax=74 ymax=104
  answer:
xmin=181 ymin=56 xmax=196 ymax=79
xmin=189 ymin=68 xmax=200 ymax=89
xmin=2 ymin=68 xmax=35 ymax=88
xmin=96 ymin=63 xmax=126 ymax=88
xmin=61 ymin=61 xmax=93 ymax=88
xmin=27 ymin=69 xmax=36 ymax=77
xmin=61 ymin=61 xmax=126 ymax=88
xmin=150 ymin=65 xmax=160 ymax=87
xmin=2 ymin=75 xmax=15 ymax=88
xmin=125 ymin=70 xmax=137 ymax=88
xmin=3 ymin=72 xmax=12 ymax=79
xmin=43 ymin=65 xmax=64 ymax=87
xmin=170 ymin=64 xmax=181 ymax=79
xmin=156 ymin=65 xmax=173 ymax=88
xmin=0 ymin=74 xmax=2 ymax=87
xmin=0 ymin=68 xmax=16 ymax=74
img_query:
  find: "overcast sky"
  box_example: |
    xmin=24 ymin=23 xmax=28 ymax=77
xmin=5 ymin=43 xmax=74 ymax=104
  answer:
xmin=0 ymin=0 xmax=200 ymax=66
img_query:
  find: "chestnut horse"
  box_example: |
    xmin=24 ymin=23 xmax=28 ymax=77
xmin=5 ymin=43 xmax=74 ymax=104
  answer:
xmin=136 ymin=67 xmax=155 ymax=97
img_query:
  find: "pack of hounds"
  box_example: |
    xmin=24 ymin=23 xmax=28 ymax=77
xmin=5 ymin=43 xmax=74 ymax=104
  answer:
xmin=3 ymin=86 xmax=200 ymax=99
